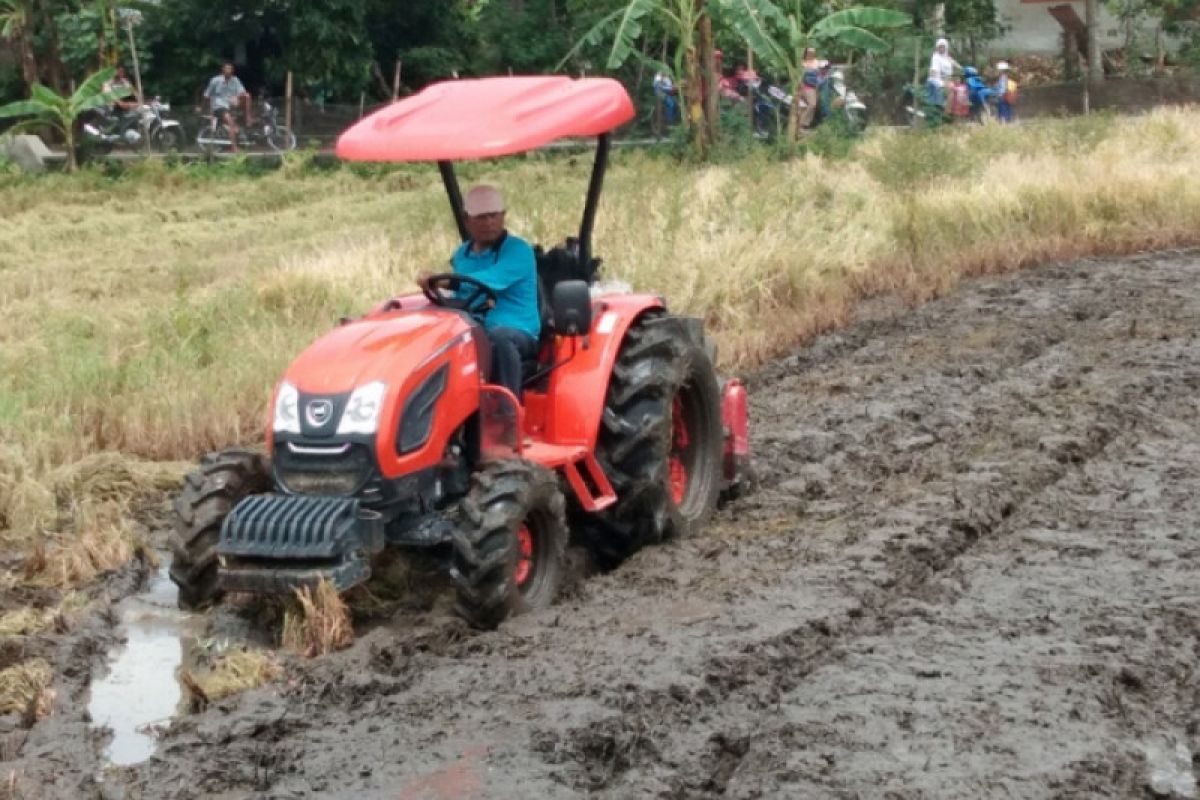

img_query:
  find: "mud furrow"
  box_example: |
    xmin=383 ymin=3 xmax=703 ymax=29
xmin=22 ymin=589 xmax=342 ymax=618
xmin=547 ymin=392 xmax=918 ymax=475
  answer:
xmin=537 ymin=328 xmax=1177 ymax=796
xmin=89 ymin=251 xmax=1200 ymax=800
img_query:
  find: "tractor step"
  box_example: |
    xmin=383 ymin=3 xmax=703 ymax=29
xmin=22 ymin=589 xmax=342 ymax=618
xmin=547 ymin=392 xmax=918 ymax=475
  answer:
xmin=522 ymin=443 xmax=617 ymax=512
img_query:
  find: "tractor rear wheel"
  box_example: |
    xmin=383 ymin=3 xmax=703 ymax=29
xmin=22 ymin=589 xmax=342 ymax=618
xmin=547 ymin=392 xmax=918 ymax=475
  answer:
xmin=168 ymin=449 xmax=270 ymax=609
xmin=584 ymin=316 xmax=724 ymax=568
xmin=451 ymin=460 xmax=567 ymax=629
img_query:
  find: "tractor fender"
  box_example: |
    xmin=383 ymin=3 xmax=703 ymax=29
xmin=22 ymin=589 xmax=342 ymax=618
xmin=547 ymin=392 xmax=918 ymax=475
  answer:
xmin=544 ymin=293 xmax=692 ymax=449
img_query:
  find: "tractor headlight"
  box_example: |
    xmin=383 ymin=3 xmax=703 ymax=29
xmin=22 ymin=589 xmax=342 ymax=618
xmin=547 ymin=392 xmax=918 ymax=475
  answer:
xmin=397 ymin=365 xmax=448 ymax=454
xmin=337 ymin=381 xmax=387 ymax=436
xmin=273 ymin=381 xmax=300 ymax=434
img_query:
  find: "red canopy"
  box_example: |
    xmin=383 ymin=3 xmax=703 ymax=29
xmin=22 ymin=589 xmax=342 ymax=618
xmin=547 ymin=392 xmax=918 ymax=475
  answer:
xmin=335 ymin=76 xmax=636 ymax=163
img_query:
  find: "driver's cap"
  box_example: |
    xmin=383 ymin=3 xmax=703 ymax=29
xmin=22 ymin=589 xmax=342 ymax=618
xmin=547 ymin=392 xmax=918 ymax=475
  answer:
xmin=464 ymin=184 xmax=505 ymax=216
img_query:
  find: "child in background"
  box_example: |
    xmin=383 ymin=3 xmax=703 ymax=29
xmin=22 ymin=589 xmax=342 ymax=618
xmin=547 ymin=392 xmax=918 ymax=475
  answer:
xmin=996 ymin=61 xmax=1018 ymax=123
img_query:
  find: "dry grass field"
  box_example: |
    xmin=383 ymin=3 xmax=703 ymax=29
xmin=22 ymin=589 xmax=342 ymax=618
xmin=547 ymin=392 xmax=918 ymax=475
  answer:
xmin=2 ymin=107 xmax=1200 ymax=585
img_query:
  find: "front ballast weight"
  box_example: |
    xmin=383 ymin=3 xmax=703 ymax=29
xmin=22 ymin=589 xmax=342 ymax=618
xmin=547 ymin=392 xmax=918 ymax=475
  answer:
xmin=217 ymin=494 xmax=384 ymax=594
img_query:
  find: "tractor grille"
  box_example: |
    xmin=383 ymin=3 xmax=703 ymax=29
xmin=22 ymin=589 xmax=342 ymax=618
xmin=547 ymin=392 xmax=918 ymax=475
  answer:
xmin=275 ymin=442 xmax=374 ymax=497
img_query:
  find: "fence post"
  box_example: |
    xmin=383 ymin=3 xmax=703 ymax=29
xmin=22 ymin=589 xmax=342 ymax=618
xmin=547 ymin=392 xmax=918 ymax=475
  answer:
xmin=392 ymin=59 xmax=401 ymax=101
xmin=285 ymin=70 xmax=293 ymax=133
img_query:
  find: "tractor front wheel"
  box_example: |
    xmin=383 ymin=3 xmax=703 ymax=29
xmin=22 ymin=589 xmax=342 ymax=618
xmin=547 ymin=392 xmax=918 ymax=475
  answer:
xmin=451 ymin=460 xmax=567 ymax=629
xmin=168 ymin=449 xmax=270 ymax=609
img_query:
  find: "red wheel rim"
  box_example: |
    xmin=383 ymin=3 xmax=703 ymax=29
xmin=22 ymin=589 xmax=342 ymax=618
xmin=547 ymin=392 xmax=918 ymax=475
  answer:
xmin=515 ymin=524 xmax=534 ymax=588
xmin=669 ymin=394 xmax=690 ymax=505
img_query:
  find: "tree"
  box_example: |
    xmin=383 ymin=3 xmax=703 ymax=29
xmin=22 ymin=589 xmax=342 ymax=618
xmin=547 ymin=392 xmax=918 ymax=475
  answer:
xmin=475 ymin=0 xmax=577 ymax=74
xmin=560 ymin=0 xmax=718 ymax=156
xmin=0 ymin=0 xmax=39 ymax=93
xmin=721 ymin=0 xmax=911 ymax=140
xmin=0 ymin=65 xmax=128 ymax=170
xmin=32 ymin=0 xmax=66 ymax=92
xmin=1105 ymin=0 xmax=1200 ymax=72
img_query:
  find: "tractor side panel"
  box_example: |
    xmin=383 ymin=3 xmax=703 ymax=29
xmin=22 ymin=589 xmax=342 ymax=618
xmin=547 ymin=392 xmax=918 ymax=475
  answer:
xmin=543 ymin=294 xmax=665 ymax=448
xmin=375 ymin=330 xmax=481 ymax=480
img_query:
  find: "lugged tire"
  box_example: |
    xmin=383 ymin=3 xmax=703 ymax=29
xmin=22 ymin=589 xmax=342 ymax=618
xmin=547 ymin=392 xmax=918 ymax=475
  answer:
xmin=451 ymin=460 xmax=567 ymax=630
xmin=168 ymin=449 xmax=270 ymax=609
xmin=583 ymin=315 xmax=724 ymax=568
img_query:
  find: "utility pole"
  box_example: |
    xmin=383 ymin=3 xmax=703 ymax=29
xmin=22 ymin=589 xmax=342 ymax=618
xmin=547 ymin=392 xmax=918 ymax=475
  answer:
xmin=118 ymin=8 xmax=144 ymax=106
xmin=118 ymin=8 xmax=149 ymax=154
xmin=1083 ymin=0 xmax=1101 ymax=115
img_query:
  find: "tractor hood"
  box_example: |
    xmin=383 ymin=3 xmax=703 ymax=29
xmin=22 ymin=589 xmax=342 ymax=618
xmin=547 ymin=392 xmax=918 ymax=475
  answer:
xmin=283 ymin=310 xmax=473 ymax=396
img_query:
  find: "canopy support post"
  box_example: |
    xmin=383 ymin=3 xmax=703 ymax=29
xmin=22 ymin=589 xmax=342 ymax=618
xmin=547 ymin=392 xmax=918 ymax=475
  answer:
xmin=439 ymin=160 xmax=468 ymax=242
xmin=579 ymin=133 xmax=610 ymax=272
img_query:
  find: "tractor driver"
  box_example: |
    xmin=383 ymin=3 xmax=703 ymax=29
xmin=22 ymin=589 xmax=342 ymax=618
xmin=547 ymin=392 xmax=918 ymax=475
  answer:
xmin=421 ymin=184 xmax=541 ymax=402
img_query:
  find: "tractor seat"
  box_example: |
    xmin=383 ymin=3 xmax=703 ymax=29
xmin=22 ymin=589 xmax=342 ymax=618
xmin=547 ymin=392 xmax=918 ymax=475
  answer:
xmin=520 ymin=242 xmax=599 ymax=388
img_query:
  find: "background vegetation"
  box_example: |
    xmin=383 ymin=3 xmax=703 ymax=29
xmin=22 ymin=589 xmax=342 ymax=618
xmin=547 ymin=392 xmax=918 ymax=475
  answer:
xmin=0 ymin=0 xmax=985 ymax=107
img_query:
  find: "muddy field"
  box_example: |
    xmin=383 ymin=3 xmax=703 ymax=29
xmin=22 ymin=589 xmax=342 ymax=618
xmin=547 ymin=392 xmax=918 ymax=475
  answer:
xmin=6 ymin=250 xmax=1200 ymax=799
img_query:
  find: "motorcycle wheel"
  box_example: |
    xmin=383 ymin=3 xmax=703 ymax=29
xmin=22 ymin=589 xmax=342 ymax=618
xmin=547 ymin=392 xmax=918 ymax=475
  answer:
xmin=154 ymin=126 xmax=184 ymax=153
xmin=196 ymin=121 xmax=230 ymax=155
xmin=84 ymin=138 xmax=114 ymax=156
xmin=267 ymin=126 xmax=297 ymax=152
xmin=845 ymin=107 xmax=868 ymax=134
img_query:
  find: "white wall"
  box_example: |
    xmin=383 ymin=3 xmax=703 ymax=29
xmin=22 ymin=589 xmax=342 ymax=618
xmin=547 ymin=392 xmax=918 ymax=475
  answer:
xmin=990 ymin=0 xmax=1126 ymax=55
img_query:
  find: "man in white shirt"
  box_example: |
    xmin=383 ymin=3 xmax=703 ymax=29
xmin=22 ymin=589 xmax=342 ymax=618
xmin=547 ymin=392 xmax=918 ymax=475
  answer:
xmin=202 ymin=61 xmax=250 ymax=152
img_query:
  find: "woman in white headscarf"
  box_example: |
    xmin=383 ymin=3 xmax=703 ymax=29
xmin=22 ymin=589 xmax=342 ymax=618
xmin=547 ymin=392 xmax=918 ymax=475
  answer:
xmin=929 ymin=38 xmax=959 ymax=86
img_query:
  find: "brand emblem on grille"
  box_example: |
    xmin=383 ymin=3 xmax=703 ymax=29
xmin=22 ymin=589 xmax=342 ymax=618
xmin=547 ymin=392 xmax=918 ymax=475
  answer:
xmin=306 ymin=399 xmax=334 ymax=427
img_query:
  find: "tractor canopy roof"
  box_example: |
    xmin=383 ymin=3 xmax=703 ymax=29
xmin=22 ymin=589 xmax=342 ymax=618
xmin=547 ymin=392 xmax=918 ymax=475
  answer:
xmin=335 ymin=76 xmax=636 ymax=162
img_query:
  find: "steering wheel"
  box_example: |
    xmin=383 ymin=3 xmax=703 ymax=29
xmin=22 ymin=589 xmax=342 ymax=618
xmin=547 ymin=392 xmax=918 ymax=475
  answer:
xmin=421 ymin=273 xmax=498 ymax=315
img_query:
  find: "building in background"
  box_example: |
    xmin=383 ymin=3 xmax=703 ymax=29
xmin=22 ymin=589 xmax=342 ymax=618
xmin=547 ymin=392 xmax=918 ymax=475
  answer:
xmin=991 ymin=0 xmax=1124 ymax=54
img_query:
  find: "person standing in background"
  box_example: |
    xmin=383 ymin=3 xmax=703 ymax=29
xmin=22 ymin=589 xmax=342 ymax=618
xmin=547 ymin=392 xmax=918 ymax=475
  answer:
xmin=995 ymin=61 xmax=1018 ymax=123
xmin=798 ymin=47 xmax=821 ymax=129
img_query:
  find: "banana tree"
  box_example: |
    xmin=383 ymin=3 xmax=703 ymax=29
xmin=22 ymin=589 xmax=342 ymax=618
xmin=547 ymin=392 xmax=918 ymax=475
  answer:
xmin=558 ymin=0 xmax=716 ymax=156
xmin=720 ymin=0 xmax=911 ymax=140
xmin=0 ymin=67 xmax=130 ymax=171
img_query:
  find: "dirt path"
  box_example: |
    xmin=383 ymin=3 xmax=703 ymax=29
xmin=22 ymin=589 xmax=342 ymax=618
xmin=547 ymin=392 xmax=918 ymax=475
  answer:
xmin=12 ymin=251 xmax=1200 ymax=799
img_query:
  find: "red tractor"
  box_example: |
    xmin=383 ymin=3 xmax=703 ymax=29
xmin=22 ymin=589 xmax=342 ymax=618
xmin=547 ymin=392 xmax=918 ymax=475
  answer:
xmin=169 ymin=77 xmax=751 ymax=628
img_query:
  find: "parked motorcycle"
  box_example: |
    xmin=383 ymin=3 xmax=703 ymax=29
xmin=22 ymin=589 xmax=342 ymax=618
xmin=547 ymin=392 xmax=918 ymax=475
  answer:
xmin=737 ymin=76 xmax=786 ymax=139
xmin=904 ymin=67 xmax=997 ymax=127
xmin=83 ymin=98 xmax=185 ymax=153
xmin=962 ymin=66 xmax=998 ymax=122
xmin=196 ymin=100 xmax=297 ymax=154
xmin=742 ymin=65 xmax=867 ymax=138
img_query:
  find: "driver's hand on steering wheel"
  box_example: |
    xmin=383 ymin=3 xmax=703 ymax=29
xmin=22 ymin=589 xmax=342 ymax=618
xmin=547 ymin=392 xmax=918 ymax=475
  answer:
xmin=416 ymin=272 xmax=433 ymax=293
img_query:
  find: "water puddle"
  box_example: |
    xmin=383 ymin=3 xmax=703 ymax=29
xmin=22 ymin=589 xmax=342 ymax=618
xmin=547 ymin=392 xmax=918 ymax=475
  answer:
xmin=88 ymin=564 xmax=205 ymax=766
xmin=1145 ymin=740 xmax=1198 ymax=799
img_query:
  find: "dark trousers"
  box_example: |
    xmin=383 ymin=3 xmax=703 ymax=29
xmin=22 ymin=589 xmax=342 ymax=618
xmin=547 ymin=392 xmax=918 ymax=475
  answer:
xmin=488 ymin=327 xmax=538 ymax=402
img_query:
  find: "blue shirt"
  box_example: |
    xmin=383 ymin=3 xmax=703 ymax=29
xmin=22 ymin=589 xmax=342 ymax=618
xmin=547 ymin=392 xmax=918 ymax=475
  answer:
xmin=451 ymin=233 xmax=541 ymax=339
